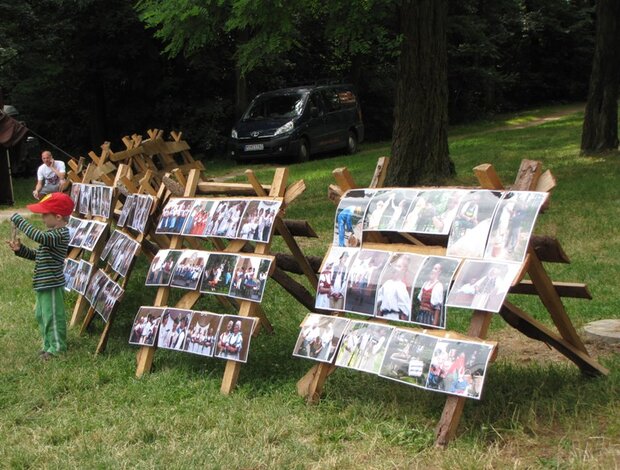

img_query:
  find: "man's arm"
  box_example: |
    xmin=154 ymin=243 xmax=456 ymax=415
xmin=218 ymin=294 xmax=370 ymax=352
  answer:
xmin=33 ymin=178 xmax=44 ymax=199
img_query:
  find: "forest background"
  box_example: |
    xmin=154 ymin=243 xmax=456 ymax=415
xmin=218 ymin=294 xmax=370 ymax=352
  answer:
xmin=0 ymin=0 xmax=597 ymax=160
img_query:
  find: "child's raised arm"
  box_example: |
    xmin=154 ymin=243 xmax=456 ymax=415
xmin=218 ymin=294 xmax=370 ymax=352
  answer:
xmin=10 ymin=214 xmax=66 ymax=247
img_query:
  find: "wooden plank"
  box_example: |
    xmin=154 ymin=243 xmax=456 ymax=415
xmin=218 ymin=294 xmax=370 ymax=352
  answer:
xmin=535 ymin=169 xmax=557 ymax=194
xmin=510 ymin=280 xmax=592 ymax=299
xmin=362 ymin=242 xmax=446 ymax=256
xmin=474 ymin=164 xmax=504 ymax=190
xmin=526 ymin=246 xmax=588 ymax=354
xmin=332 ymin=167 xmax=357 ymax=192
xmin=369 ymin=156 xmax=390 ymax=189
xmin=283 ymin=179 xmax=306 ymax=207
xmin=271 ymin=267 xmax=316 ymax=311
xmin=500 ymin=301 xmax=607 ymax=376
xmin=298 ymin=362 xmax=338 ymax=404
xmin=512 ymin=159 xmax=542 ymax=191
xmin=328 ymin=184 xmax=345 ymax=205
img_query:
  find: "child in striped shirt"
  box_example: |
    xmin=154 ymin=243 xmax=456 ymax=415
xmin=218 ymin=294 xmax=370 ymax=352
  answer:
xmin=7 ymin=192 xmax=74 ymax=360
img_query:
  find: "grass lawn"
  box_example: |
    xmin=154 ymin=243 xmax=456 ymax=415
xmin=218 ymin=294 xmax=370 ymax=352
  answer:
xmin=0 ymin=106 xmax=619 ymax=468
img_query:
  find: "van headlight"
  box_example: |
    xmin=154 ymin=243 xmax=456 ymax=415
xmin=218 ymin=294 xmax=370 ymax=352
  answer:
xmin=274 ymin=120 xmax=294 ymax=136
xmin=231 ymin=129 xmax=238 ymax=139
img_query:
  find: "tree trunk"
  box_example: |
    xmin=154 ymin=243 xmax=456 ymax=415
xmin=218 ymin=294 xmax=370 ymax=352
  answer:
xmin=580 ymin=0 xmax=620 ymax=154
xmin=385 ymin=0 xmax=455 ymax=186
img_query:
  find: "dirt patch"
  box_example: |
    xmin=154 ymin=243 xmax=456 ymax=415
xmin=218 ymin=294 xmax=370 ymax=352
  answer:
xmin=493 ymin=326 xmax=619 ymax=365
xmin=0 ymin=208 xmax=31 ymax=222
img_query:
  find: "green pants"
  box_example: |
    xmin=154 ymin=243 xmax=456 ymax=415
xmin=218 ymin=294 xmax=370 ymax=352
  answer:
xmin=35 ymin=287 xmax=67 ymax=355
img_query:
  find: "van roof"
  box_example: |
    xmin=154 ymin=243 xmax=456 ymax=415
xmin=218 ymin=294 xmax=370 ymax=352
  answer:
xmin=256 ymin=84 xmax=355 ymax=97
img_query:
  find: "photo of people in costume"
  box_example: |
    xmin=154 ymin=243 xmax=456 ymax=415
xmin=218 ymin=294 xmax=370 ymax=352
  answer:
xmin=214 ymin=315 xmax=257 ymax=363
xmin=169 ymin=250 xmax=208 ymax=290
xmin=314 ymin=246 xmax=356 ymax=312
xmin=446 ymin=259 xmax=521 ymax=313
xmin=81 ymin=221 xmax=108 ymax=251
xmin=364 ymin=188 xmax=417 ymax=232
xmin=129 ymin=306 xmax=165 ymax=346
xmin=237 ymin=199 xmax=281 ymax=242
xmin=335 ymin=320 xmax=393 ymax=374
xmin=228 ymin=255 xmax=272 ymax=302
xmin=155 ymin=198 xmax=195 ymax=234
xmin=402 ymin=189 xmax=466 ymax=235
xmin=84 ymin=269 xmax=110 ymax=304
xmin=183 ymin=311 xmax=222 ymax=357
xmin=344 ymin=249 xmax=391 ymax=316
xmin=94 ymin=280 xmax=124 ymax=322
xmin=145 ymin=249 xmax=182 ymax=286
xmin=129 ymin=194 xmax=155 ymax=234
xmin=181 ymin=199 xmax=216 ymax=236
xmin=410 ymin=256 xmax=461 ymax=328
xmin=292 ymin=314 xmax=350 ymax=363
xmin=68 ymin=219 xmax=92 ymax=248
xmin=379 ymin=329 xmax=438 ymax=387
xmin=109 ymin=236 xmax=140 ymax=278
xmin=117 ymin=194 xmax=136 ymax=227
xmin=157 ymin=308 xmax=193 ymax=351
xmin=200 ymin=253 xmax=238 ymax=295
xmin=72 ymin=260 xmax=93 ymax=295
xmin=63 ymin=258 xmax=80 ymax=291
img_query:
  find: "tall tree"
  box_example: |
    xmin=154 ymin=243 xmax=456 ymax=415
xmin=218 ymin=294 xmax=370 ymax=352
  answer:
xmin=581 ymin=0 xmax=620 ymax=154
xmin=385 ymin=0 xmax=455 ymax=186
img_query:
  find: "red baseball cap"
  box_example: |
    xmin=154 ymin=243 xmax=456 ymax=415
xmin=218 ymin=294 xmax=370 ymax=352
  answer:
xmin=27 ymin=192 xmax=74 ymax=216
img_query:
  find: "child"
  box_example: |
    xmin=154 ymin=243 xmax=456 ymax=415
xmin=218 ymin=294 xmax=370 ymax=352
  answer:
xmin=7 ymin=192 xmax=74 ymax=360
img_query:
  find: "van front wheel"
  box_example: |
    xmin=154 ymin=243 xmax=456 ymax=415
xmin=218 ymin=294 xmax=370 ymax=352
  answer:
xmin=297 ymin=138 xmax=310 ymax=162
xmin=347 ymin=131 xmax=358 ymax=154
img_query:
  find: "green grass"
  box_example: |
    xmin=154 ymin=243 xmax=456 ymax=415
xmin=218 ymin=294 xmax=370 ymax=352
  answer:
xmin=1 ymin=105 xmax=619 ymax=468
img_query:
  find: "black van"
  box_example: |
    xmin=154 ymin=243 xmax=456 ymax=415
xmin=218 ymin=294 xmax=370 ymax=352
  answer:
xmin=228 ymin=84 xmax=364 ymax=162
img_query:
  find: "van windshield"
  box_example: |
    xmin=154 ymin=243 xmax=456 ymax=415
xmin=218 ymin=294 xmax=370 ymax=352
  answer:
xmin=242 ymin=93 xmax=306 ymax=121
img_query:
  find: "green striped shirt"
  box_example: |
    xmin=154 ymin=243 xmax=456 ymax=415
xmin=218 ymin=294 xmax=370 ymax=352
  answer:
xmin=11 ymin=214 xmax=69 ymax=290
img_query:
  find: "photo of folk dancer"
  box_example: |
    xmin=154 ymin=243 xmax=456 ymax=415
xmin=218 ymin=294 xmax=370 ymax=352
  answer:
xmin=68 ymin=220 xmax=92 ymax=248
xmin=411 ymin=256 xmax=460 ymax=328
xmin=78 ymin=184 xmax=91 ymax=215
xmin=373 ymin=189 xmax=417 ymax=231
xmin=100 ymin=186 xmax=113 ymax=219
xmin=145 ymin=249 xmax=182 ymax=286
xmin=155 ymin=198 xmax=194 ymax=234
xmin=72 ymin=260 xmax=93 ymax=295
xmin=70 ymin=183 xmax=81 ymax=206
xmin=214 ymin=315 xmax=257 ymax=363
xmin=117 ymin=194 xmax=136 ymax=227
xmin=181 ymin=199 xmax=215 ymax=236
xmin=333 ymin=189 xmax=373 ymax=247
xmin=379 ymin=329 xmax=438 ymax=387
xmin=66 ymin=216 xmax=82 ymax=239
xmin=170 ymin=250 xmax=209 ymax=290
xmin=90 ymin=185 xmax=102 ymax=217
xmin=374 ymin=253 xmax=425 ymax=322
xmin=335 ymin=320 xmax=393 ymax=374
xmin=293 ymin=313 xmax=350 ymax=363
xmin=321 ymin=247 xmax=354 ymax=311
xmin=129 ymin=306 xmax=164 ymax=346
xmin=84 ymin=269 xmax=109 ymax=304
xmin=81 ymin=221 xmax=107 ymax=252
xmin=228 ymin=256 xmax=272 ymax=302
xmin=129 ymin=194 xmax=154 ymax=234
xmin=199 ymin=253 xmax=238 ymax=295
xmin=63 ymin=258 xmax=80 ymax=291
xmin=484 ymin=191 xmax=547 ymax=263
xmin=403 ymin=189 xmax=465 ymax=235
xmin=157 ymin=308 xmax=193 ymax=351
xmin=237 ymin=200 xmax=281 ymax=242
xmin=183 ymin=311 xmax=222 ymax=357
xmin=425 ymin=339 xmax=494 ymax=399
xmin=344 ymin=249 xmax=390 ymax=316
xmin=446 ymin=259 xmax=521 ymax=313
xmin=447 ymin=190 xmax=502 ymax=258
xmin=110 ymin=236 xmax=140 ymax=278
xmin=97 ymin=281 xmax=124 ymax=323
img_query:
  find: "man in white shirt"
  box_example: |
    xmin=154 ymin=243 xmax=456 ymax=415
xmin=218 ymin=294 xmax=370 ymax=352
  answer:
xmin=34 ymin=151 xmax=66 ymax=199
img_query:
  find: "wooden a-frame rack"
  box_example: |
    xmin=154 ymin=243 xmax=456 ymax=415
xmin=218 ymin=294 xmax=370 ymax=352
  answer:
xmin=297 ymin=157 xmax=608 ymax=448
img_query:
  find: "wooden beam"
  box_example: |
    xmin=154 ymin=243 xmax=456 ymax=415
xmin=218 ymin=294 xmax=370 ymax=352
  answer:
xmin=512 ymin=159 xmax=542 ymax=191
xmin=369 ymin=156 xmax=390 ymax=189
xmin=510 ymin=280 xmax=592 ymax=299
xmin=473 ymin=164 xmax=504 ymax=190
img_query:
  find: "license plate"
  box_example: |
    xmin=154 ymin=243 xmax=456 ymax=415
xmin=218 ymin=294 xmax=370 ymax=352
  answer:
xmin=244 ymin=143 xmax=264 ymax=151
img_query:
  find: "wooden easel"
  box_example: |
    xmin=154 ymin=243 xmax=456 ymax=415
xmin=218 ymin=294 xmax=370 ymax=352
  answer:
xmin=135 ymin=166 xmax=308 ymax=395
xmin=297 ymin=157 xmax=608 ymax=447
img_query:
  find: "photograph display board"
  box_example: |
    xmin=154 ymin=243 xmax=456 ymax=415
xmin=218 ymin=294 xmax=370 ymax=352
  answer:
xmin=155 ymin=197 xmax=281 ymax=243
xmin=130 ymin=308 xmax=258 ymax=364
xmin=145 ymin=249 xmax=273 ymax=304
xmin=71 ymin=183 xmax=114 ymax=219
xmin=293 ymin=314 xmax=495 ymax=400
xmin=316 ymin=246 xmax=461 ymax=329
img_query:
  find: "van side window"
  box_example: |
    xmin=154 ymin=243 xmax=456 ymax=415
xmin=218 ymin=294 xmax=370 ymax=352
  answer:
xmin=320 ymin=89 xmax=341 ymax=113
xmin=337 ymin=90 xmax=357 ymax=108
xmin=308 ymin=93 xmax=323 ymax=116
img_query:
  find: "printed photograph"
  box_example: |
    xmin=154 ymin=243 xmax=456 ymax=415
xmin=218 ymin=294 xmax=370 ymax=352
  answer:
xmin=145 ymin=249 xmax=183 ymax=286
xmin=70 ymin=183 xmax=81 ymax=205
xmin=484 ymin=191 xmax=548 ymax=263
xmin=117 ymin=194 xmax=136 ymax=227
xmin=169 ymin=250 xmax=209 ymax=290
xmin=364 ymin=189 xmax=418 ymax=232
xmin=410 ymin=256 xmax=461 ymax=328
xmin=181 ymin=199 xmax=215 ymax=236
xmin=237 ymin=199 xmax=281 ymax=242
xmin=183 ymin=311 xmax=222 ymax=357
xmin=84 ymin=269 xmax=109 ymax=304
xmin=333 ymin=189 xmax=374 ymax=247
xmin=425 ymin=339 xmax=494 ymax=399
xmin=104 ymin=232 xmax=130 ymax=265
xmin=379 ymin=330 xmax=438 ymax=387
xmin=200 ymin=253 xmax=239 ymax=295
xmin=129 ymin=194 xmax=154 ymax=233
xmin=343 ymin=249 xmax=391 ymax=316
xmin=68 ymin=220 xmax=92 ymax=248
xmin=63 ymin=258 xmax=80 ymax=291
xmin=228 ymin=256 xmax=272 ymax=302
xmin=447 ymin=190 xmax=503 ymax=258
xmin=446 ymin=259 xmax=522 ymax=313
xmin=403 ymin=189 xmax=466 ymax=235
xmin=129 ymin=306 xmax=165 ymax=346
xmin=292 ymin=313 xmax=350 ymax=363
xmin=157 ymin=308 xmax=194 ymax=351
xmin=72 ymin=260 xmax=93 ymax=295
xmin=335 ymin=320 xmax=393 ymax=374
xmin=66 ymin=216 xmax=82 ymax=240
xmin=78 ymin=184 xmax=91 ymax=215
xmin=100 ymin=186 xmax=113 ymax=219
xmin=110 ymin=236 xmax=140 ymax=277
xmin=374 ymin=252 xmax=426 ymax=322
xmin=214 ymin=315 xmax=258 ymax=363
xmin=210 ymin=200 xmax=248 ymax=238
xmin=90 ymin=185 xmax=102 ymax=217
xmin=156 ymin=198 xmax=195 ymax=234
xmin=100 ymin=230 xmax=122 ymax=262
xmin=81 ymin=221 xmax=108 ymax=251
xmin=95 ymin=281 xmax=124 ymax=323
xmin=315 ymin=246 xmax=356 ymax=312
